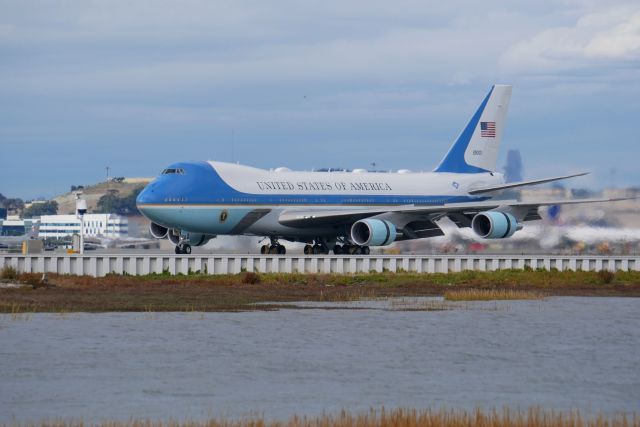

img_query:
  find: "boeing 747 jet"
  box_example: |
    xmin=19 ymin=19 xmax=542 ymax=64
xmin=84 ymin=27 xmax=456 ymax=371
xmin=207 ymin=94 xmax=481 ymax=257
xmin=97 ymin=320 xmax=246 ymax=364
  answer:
xmin=136 ymin=85 xmax=627 ymax=254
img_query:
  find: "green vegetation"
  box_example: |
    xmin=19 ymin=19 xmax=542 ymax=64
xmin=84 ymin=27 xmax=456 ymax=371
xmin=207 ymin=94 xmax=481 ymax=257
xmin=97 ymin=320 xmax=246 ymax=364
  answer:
xmin=95 ymin=186 xmax=144 ymax=215
xmin=0 ymin=194 xmax=24 ymax=214
xmin=2 ymin=407 xmax=637 ymax=427
xmin=0 ymin=265 xmax=18 ymax=280
xmin=22 ymin=200 xmax=58 ymax=217
xmin=1 ymin=270 xmax=639 ymax=313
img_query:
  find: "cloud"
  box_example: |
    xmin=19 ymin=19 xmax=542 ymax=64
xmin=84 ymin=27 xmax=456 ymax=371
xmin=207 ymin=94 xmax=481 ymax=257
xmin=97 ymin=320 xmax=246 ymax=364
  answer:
xmin=2 ymin=0 xmax=640 ymax=198
xmin=501 ymin=6 xmax=640 ymax=73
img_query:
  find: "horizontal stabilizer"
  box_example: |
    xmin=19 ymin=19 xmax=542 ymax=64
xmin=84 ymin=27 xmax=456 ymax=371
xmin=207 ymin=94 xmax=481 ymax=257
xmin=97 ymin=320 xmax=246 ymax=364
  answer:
xmin=468 ymin=172 xmax=589 ymax=195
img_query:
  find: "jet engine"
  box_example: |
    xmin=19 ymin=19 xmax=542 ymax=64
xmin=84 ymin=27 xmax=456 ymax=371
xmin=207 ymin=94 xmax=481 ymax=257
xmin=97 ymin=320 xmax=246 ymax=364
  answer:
xmin=471 ymin=211 xmax=522 ymax=239
xmin=351 ymin=219 xmax=397 ymax=246
xmin=167 ymin=229 xmax=213 ymax=246
xmin=149 ymin=222 xmax=168 ymax=239
xmin=185 ymin=233 xmax=214 ymax=246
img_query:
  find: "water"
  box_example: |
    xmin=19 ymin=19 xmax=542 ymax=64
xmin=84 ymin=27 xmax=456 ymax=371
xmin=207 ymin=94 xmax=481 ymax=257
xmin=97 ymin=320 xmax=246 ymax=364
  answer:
xmin=1 ymin=297 xmax=639 ymax=423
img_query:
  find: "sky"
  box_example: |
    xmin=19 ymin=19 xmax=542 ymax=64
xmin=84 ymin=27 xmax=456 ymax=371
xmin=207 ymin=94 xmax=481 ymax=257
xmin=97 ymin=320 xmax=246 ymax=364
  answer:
xmin=1 ymin=0 xmax=639 ymax=199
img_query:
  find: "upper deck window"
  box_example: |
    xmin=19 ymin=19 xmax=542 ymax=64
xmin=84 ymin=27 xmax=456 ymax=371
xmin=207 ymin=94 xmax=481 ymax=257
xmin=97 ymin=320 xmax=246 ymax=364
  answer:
xmin=161 ymin=168 xmax=185 ymax=175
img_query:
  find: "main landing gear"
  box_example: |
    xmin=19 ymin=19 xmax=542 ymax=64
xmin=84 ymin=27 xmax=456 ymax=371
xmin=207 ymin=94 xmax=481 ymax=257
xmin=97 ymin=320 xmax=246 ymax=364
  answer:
xmin=175 ymin=243 xmax=192 ymax=255
xmin=331 ymin=244 xmax=370 ymax=255
xmin=260 ymin=237 xmax=286 ymax=255
xmin=303 ymin=242 xmax=370 ymax=255
xmin=304 ymin=243 xmax=330 ymax=255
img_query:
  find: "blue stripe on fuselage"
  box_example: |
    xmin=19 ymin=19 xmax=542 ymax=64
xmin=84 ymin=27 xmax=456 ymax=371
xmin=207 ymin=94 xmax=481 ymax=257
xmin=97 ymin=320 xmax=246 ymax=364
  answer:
xmin=136 ymin=161 xmax=490 ymax=207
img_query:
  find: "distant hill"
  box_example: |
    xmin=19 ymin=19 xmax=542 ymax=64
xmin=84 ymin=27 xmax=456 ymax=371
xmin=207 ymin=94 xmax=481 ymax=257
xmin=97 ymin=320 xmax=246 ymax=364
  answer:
xmin=53 ymin=178 xmax=152 ymax=215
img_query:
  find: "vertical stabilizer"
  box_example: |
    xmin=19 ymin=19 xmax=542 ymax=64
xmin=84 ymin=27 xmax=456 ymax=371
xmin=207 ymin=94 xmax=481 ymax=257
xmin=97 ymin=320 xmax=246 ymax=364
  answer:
xmin=435 ymin=85 xmax=512 ymax=173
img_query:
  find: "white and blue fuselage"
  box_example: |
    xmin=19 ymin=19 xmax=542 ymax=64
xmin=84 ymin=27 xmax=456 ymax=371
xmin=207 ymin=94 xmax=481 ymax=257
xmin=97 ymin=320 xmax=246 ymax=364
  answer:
xmin=136 ymin=160 xmax=502 ymax=240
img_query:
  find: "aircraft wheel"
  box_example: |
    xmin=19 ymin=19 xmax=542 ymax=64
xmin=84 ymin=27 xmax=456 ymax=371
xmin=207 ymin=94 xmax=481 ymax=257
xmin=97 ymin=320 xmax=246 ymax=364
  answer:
xmin=361 ymin=246 xmax=370 ymax=255
xmin=352 ymin=246 xmax=362 ymax=255
xmin=174 ymin=245 xmax=183 ymax=255
xmin=269 ymin=245 xmax=279 ymax=255
xmin=332 ymin=245 xmax=343 ymax=255
xmin=260 ymin=245 xmax=269 ymax=254
xmin=304 ymin=245 xmax=313 ymax=255
xmin=278 ymin=245 xmax=286 ymax=255
xmin=183 ymin=244 xmax=192 ymax=254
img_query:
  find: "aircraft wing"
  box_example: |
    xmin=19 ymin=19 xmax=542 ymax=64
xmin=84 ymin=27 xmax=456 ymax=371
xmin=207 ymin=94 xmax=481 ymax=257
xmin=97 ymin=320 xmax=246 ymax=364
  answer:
xmin=278 ymin=196 xmax=632 ymax=228
xmin=467 ymin=172 xmax=588 ymax=195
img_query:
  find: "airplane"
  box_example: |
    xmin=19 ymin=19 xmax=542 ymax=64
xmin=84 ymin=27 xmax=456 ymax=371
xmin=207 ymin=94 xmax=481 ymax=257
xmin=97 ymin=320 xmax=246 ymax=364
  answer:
xmin=136 ymin=84 xmax=630 ymax=255
xmin=0 ymin=225 xmax=40 ymax=249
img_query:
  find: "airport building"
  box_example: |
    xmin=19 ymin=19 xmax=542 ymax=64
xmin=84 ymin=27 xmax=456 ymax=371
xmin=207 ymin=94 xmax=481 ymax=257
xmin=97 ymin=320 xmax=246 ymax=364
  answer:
xmin=38 ymin=214 xmax=128 ymax=239
xmin=0 ymin=218 xmax=38 ymax=236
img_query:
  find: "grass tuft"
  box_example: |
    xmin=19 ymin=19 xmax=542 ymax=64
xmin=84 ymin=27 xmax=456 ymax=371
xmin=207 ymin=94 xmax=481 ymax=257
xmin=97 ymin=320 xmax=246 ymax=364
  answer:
xmin=0 ymin=265 xmax=18 ymax=280
xmin=597 ymin=270 xmax=615 ymax=284
xmin=241 ymin=272 xmax=261 ymax=285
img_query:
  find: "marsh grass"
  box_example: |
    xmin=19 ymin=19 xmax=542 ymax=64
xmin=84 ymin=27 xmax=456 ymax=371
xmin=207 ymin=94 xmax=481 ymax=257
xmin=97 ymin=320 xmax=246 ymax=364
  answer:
xmin=1 ymin=303 xmax=34 ymax=321
xmin=444 ymin=289 xmax=546 ymax=301
xmin=2 ymin=270 xmax=640 ymax=313
xmin=8 ymin=407 xmax=638 ymax=427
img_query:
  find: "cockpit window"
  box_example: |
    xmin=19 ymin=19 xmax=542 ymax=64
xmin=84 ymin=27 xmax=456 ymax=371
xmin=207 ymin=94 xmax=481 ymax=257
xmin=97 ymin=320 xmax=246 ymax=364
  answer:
xmin=161 ymin=168 xmax=185 ymax=175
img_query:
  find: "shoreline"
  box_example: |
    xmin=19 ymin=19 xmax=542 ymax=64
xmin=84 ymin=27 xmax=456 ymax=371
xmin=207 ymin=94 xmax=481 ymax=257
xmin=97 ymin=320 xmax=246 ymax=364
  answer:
xmin=2 ymin=270 xmax=640 ymax=313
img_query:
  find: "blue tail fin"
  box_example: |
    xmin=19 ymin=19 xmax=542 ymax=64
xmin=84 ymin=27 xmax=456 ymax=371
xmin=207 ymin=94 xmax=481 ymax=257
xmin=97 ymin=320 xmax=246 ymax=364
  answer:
xmin=434 ymin=85 xmax=512 ymax=173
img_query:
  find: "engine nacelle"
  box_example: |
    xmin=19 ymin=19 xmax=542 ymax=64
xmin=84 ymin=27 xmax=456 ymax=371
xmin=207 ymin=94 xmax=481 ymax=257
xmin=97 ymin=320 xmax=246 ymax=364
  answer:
xmin=149 ymin=222 xmax=168 ymax=239
xmin=472 ymin=211 xmax=521 ymax=239
xmin=351 ymin=219 xmax=397 ymax=246
xmin=186 ymin=233 xmax=214 ymax=247
xmin=167 ymin=229 xmax=213 ymax=247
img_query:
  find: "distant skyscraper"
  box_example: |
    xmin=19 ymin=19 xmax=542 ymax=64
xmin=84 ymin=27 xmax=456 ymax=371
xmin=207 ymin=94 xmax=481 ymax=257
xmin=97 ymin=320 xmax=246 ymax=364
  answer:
xmin=504 ymin=149 xmax=523 ymax=183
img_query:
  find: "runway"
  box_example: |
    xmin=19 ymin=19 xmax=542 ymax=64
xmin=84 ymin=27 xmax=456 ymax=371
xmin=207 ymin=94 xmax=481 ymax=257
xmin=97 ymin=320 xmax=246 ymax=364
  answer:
xmin=2 ymin=253 xmax=638 ymax=277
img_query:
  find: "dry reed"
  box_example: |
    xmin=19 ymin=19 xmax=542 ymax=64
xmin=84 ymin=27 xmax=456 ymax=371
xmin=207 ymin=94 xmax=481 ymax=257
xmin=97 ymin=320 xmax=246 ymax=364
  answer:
xmin=7 ymin=407 xmax=638 ymax=427
xmin=444 ymin=289 xmax=546 ymax=301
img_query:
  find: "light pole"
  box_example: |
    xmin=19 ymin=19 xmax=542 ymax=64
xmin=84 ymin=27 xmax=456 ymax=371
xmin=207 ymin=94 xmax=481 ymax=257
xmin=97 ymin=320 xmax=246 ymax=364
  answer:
xmin=75 ymin=193 xmax=87 ymax=255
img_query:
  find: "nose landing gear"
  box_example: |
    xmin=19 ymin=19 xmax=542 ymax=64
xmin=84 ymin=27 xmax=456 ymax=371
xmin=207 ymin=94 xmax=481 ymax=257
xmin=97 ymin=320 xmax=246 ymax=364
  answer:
xmin=175 ymin=243 xmax=192 ymax=254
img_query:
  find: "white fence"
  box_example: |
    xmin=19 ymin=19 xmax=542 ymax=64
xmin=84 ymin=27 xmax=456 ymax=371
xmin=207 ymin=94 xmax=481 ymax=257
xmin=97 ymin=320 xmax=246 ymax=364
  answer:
xmin=1 ymin=254 xmax=638 ymax=277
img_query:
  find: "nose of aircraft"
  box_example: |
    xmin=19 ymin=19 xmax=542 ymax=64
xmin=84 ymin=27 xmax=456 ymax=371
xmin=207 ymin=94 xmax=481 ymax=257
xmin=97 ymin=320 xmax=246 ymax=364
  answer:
xmin=136 ymin=181 xmax=161 ymax=210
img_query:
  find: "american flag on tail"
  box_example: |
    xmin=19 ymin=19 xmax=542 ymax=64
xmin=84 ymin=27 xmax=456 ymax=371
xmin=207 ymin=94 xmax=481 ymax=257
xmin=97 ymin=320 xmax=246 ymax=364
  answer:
xmin=480 ymin=121 xmax=496 ymax=138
